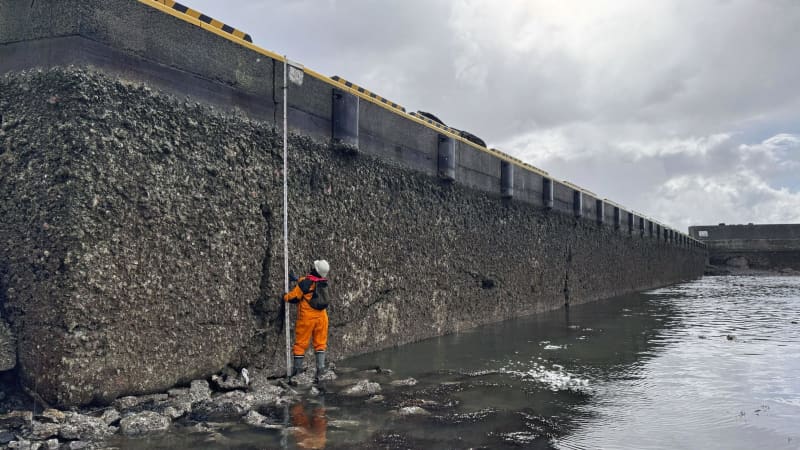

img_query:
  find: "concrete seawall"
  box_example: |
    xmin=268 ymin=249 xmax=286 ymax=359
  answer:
xmin=0 ymin=0 xmax=706 ymax=406
xmin=690 ymin=224 xmax=800 ymax=271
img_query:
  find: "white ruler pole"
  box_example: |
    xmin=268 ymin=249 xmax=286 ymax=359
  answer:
xmin=282 ymin=57 xmax=291 ymax=378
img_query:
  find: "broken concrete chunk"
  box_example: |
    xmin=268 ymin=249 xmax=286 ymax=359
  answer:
xmin=341 ymin=380 xmax=381 ymax=397
xmin=390 ymin=378 xmax=418 ymax=387
xmin=37 ymin=408 xmax=65 ymax=424
xmin=99 ymin=407 xmax=120 ymax=425
xmin=119 ymin=411 xmax=171 ymax=435
xmin=317 ymin=370 xmax=338 ymax=382
xmin=243 ymin=410 xmax=283 ymax=430
xmin=112 ymin=396 xmax=142 ymax=411
xmin=189 ymin=379 xmax=212 ymax=402
xmin=190 ymin=390 xmax=253 ymax=422
xmin=31 ymin=421 xmax=60 ymax=440
xmin=7 ymin=440 xmax=32 ymax=450
xmin=59 ymin=412 xmax=113 ymax=441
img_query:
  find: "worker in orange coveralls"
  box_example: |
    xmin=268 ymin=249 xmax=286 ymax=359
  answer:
xmin=284 ymin=259 xmax=331 ymax=382
xmin=290 ymin=402 xmax=327 ymax=449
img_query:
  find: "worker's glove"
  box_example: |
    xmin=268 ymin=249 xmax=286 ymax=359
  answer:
xmin=281 ymin=292 xmax=288 ymax=301
xmin=289 ymin=271 xmax=298 ymax=282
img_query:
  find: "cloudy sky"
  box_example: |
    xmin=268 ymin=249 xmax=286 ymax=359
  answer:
xmin=188 ymin=0 xmax=800 ymax=230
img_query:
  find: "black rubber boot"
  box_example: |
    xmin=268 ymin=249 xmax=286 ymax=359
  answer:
xmin=291 ymin=355 xmax=304 ymax=377
xmin=314 ymin=351 xmax=325 ymax=382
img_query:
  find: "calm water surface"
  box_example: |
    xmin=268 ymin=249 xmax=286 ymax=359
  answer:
xmin=121 ymin=276 xmax=800 ymax=449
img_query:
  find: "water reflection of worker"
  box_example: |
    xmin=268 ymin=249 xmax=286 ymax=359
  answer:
xmin=283 ymin=260 xmax=331 ymax=382
xmin=290 ymin=402 xmax=327 ymax=449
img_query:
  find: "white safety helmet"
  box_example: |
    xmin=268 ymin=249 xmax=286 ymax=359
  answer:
xmin=313 ymin=260 xmax=330 ymax=278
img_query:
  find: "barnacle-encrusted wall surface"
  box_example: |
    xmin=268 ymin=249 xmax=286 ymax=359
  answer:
xmin=0 ymin=69 xmax=705 ymax=406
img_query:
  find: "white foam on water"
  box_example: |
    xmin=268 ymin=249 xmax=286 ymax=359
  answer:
xmin=539 ymin=340 xmax=568 ymax=350
xmin=543 ymin=344 xmax=566 ymax=350
xmin=501 ymin=361 xmax=590 ymax=392
xmin=462 ymin=369 xmax=501 ymax=377
xmin=497 ymin=431 xmax=538 ymax=444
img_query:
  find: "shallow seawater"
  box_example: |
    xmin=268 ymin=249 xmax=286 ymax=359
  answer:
xmin=117 ymin=276 xmax=800 ymax=449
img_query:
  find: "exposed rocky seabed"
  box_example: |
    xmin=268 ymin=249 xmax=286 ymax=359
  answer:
xmin=0 ymin=363 xmax=530 ymax=449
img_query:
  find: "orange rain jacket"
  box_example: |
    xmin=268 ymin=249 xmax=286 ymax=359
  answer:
xmin=284 ymin=274 xmax=329 ymax=355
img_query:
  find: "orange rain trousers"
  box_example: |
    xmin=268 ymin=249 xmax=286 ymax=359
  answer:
xmin=292 ymin=310 xmax=328 ymax=356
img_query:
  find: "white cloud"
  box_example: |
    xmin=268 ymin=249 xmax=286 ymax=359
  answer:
xmin=616 ymin=134 xmax=733 ymax=160
xmin=506 ymin=130 xmax=800 ymax=230
xmin=738 ymin=134 xmax=800 ymax=186
xmin=652 ymin=171 xmax=800 ymax=229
